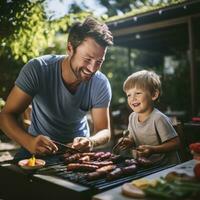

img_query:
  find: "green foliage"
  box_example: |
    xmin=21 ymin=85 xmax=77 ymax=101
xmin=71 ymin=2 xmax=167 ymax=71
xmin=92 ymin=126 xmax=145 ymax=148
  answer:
xmin=0 ymin=0 xmax=90 ymax=98
xmin=99 ymin=0 xmax=186 ymax=17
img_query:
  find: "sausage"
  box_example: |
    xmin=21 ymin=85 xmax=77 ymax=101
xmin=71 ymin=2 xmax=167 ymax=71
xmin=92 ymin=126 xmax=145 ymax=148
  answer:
xmin=122 ymin=164 xmax=137 ymax=174
xmin=67 ymin=163 xmax=99 ymax=171
xmin=82 ymin=161 xmax=114 ymax=167
xmin=125 ymin=159 xmax=138 ymax=166
xmin=79 ymin=155 xmax=90 ymax=162
xmin=86 ymin=165 xmax=117 ymax=181
xmin=93 ymin=152 xmax=105 ymax=159
xmin=137 ymin=157 xmax=153 ymax=167
xmin=107 ymin=168 xmax=123 ymax=180
xmin=81 ymin=152 xmax=96 ymax=157
xmin=96 ymin=164 xmax=117 ymax=172
xmin=97 ymin=152 xmax=112 ymax=161
xmin=64 ymin=153 xmax=81 ymax=163
xmin=86 ymin=171 xmax=106 ymax=181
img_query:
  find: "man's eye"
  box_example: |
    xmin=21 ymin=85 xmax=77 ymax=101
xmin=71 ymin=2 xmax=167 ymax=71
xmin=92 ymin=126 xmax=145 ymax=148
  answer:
xmin=96 ymin=61 xmax=103 ymax=65
xmin=84 ymin=58 xmax=91 ymax=62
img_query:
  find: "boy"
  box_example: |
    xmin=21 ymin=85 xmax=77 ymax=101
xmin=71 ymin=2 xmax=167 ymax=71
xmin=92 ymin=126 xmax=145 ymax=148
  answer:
xmin=118 ymin=70 xmax=180 ymax=165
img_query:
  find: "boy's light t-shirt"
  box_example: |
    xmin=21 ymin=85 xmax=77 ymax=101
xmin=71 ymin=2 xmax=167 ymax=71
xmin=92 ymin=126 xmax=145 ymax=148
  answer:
xmin=128 ymin=108 xmax=180 ymax=165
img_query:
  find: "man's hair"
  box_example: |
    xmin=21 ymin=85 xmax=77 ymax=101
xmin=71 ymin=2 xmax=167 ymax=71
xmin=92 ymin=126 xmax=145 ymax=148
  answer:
xmin=68 ymin=16 xmax=113 ymax=50
xmin=123 ymin=70 xmax=161 ymax=99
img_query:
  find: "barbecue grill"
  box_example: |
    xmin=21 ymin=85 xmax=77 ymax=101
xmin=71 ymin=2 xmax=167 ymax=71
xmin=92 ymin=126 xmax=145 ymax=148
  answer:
xmin=0 ymin=153 xmax=174 ymax=200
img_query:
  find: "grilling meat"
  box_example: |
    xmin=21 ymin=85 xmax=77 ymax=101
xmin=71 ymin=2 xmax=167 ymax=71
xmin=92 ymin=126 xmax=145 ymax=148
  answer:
xmin=82 ymin=161 xmax=114 ymax=167
xmin=137 ymin=157 xmax=153 ymax=167
xmin=63 ymin=153 xmax=81 ymax=163
xmin=125 ymin=159 xmax=138 ymax=166
xmin=86 ymin=165 xmax=117 ymax=181
xmin=86 ymin=171 xmax=106 ymax=181
xmin=67 ymin=163 xmax=99 ymax=171
xmin=97 ymin=152 xmax=112 ymax=161
xmin=79 ymin=155 xmax=90 ymax=162
xmin=122 ymin=164 xmax=137 ymax=175
xmin=96 ymin=164 xmax=117 ymax=172
xmin=107 ymin=168 xmax=123 ymax=180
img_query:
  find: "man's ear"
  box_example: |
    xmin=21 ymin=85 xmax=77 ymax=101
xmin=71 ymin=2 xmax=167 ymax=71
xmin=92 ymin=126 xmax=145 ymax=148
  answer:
xmin=152 ymin=90 xmax=159 ymax=101
xmin=67 ymin=42 xmax=74 ymax=56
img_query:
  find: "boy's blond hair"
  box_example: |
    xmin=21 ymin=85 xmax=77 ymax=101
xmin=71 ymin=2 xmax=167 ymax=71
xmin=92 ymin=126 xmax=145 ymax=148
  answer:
xmin=123 ymin=70 xmax=161 ymax=100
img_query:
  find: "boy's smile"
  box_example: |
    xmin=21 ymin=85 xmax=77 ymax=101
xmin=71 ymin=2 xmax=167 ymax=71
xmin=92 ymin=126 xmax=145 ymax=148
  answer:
xmin=126 ymin=87 xmax=154 ymax=121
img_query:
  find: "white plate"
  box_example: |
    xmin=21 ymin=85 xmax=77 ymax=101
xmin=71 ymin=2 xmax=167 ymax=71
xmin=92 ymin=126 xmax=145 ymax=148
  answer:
xmin=18 ymin=158 xmax=46 ymax=170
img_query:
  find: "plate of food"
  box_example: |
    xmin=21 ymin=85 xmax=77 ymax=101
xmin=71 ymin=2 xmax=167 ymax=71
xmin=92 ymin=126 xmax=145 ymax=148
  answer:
xmin=18 ymin=155 xmax=46 ymax=170
xmin=122 ymin=172 xmax=200 ymax=199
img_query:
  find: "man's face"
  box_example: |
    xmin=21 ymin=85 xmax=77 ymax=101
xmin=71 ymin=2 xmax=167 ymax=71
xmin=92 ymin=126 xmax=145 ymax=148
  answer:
xmin=68 ymin=37 xmax=107 ymax=81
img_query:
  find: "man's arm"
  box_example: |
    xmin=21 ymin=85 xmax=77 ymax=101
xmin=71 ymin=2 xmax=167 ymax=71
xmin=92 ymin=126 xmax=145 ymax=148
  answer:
xmin=72 ymin=107 xmax=111 ymax=151
xmin=0 ymin=86 xmax=57 ymax=155
xmin=89 ymin=107 xmax=111 ymax=147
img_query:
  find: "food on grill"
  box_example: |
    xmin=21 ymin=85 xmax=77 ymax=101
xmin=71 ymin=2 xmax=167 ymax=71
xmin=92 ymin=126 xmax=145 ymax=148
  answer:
xmin=67 ymin=163 xmax=99 ymax=171
xmin=93 ymin=152 xmax=105 ymax=159
xmin=63 ymin=153 xmax=81 ymax=163
xmin=86 ymin=171 xmax=106 ymax=180
xmin=82 ymin=160 xmax=114 ymax=167
xmin=96 ymin=164 xmax=117 ymax=172
xmin=82 ymin=152 xmax=96 ymax=157
xmin=137 ymin=157 xmax=153 ymax=167
xmin=125 ymin=158 xmax=138 ymax=166
xmin=79 ymin=155 xmax=90 ymax=162
xmin=86 ymin=164 xmax=117 ymax=180
xmin=122 ymin=164 xmax=137 ymax=175
xmin=97 ymin=152 xmax=112 ymax=161
xmin=107 ymin=168 xmax=123 ymax=180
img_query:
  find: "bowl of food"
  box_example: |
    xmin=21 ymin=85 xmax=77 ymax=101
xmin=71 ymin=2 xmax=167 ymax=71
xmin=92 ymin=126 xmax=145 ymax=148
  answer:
xmin=18 ymin=155 xmax=46 ymax=170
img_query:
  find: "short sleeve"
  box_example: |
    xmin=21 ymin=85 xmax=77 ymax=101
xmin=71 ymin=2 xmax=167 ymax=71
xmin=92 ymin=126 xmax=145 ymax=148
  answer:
xmin=156 ymin=116 xmax=178 ymax=143
xmin=92 ymin=76 xmax=112 ymax=108
xmin=15 ymin=59 xmax=40 ymax=97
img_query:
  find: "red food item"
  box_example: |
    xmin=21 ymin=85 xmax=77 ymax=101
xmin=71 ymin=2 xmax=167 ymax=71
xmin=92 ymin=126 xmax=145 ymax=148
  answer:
xmin=194 ymin=163 xmax=200 ymax=179
xmin=189 ymin=143 xmax=200 ymax=154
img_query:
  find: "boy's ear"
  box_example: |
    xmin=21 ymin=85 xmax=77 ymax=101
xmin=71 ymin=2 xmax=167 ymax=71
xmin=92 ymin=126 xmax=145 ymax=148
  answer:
xmin=152 ymin=90 xmax=159 ymax=101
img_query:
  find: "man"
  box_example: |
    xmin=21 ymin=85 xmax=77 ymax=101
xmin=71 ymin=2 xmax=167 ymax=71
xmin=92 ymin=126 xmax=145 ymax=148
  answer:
xmin=0 ymin=17 xmax=113 ymax=159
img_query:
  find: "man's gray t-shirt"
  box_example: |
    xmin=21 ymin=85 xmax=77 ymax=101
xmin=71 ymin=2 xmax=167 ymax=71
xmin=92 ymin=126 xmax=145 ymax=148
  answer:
xmin=128 ymin=108 xmax=180 ymax=165
xmin=15 ymin=55 xmax=111 ymax=143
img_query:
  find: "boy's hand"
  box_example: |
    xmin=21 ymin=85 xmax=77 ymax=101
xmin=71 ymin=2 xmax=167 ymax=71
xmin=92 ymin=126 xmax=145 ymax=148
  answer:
xmin=137 ymin=145 xmax=155 ymax=157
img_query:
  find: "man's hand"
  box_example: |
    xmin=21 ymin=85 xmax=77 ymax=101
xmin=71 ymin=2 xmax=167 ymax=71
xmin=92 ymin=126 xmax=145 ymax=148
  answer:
xmin=115 ymin=137 xmax=133 ymax=152
xmin=29 ymin=135 xmax=58 ymax=155
xmin=136 ymin=145 xmax=155 ymax=158
xmin=72 ymin=137 xmax=93 ymax=152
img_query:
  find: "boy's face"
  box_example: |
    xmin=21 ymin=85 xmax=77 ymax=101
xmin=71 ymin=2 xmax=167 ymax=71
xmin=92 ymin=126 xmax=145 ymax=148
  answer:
xmin=126 ymin=87 xmax=156 ymax=115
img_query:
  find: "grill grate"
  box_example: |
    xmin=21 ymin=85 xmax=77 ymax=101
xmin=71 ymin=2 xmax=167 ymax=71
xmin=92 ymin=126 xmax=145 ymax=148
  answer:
xmin=36 ymin=154 xmax=175 ymax=193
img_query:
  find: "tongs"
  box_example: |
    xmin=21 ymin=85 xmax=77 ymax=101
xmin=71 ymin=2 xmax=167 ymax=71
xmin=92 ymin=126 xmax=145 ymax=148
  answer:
xmin=112 ymin=130 xmax=129 ymax=154
xmin=52 ymin=140 xmax=81 ymax=153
